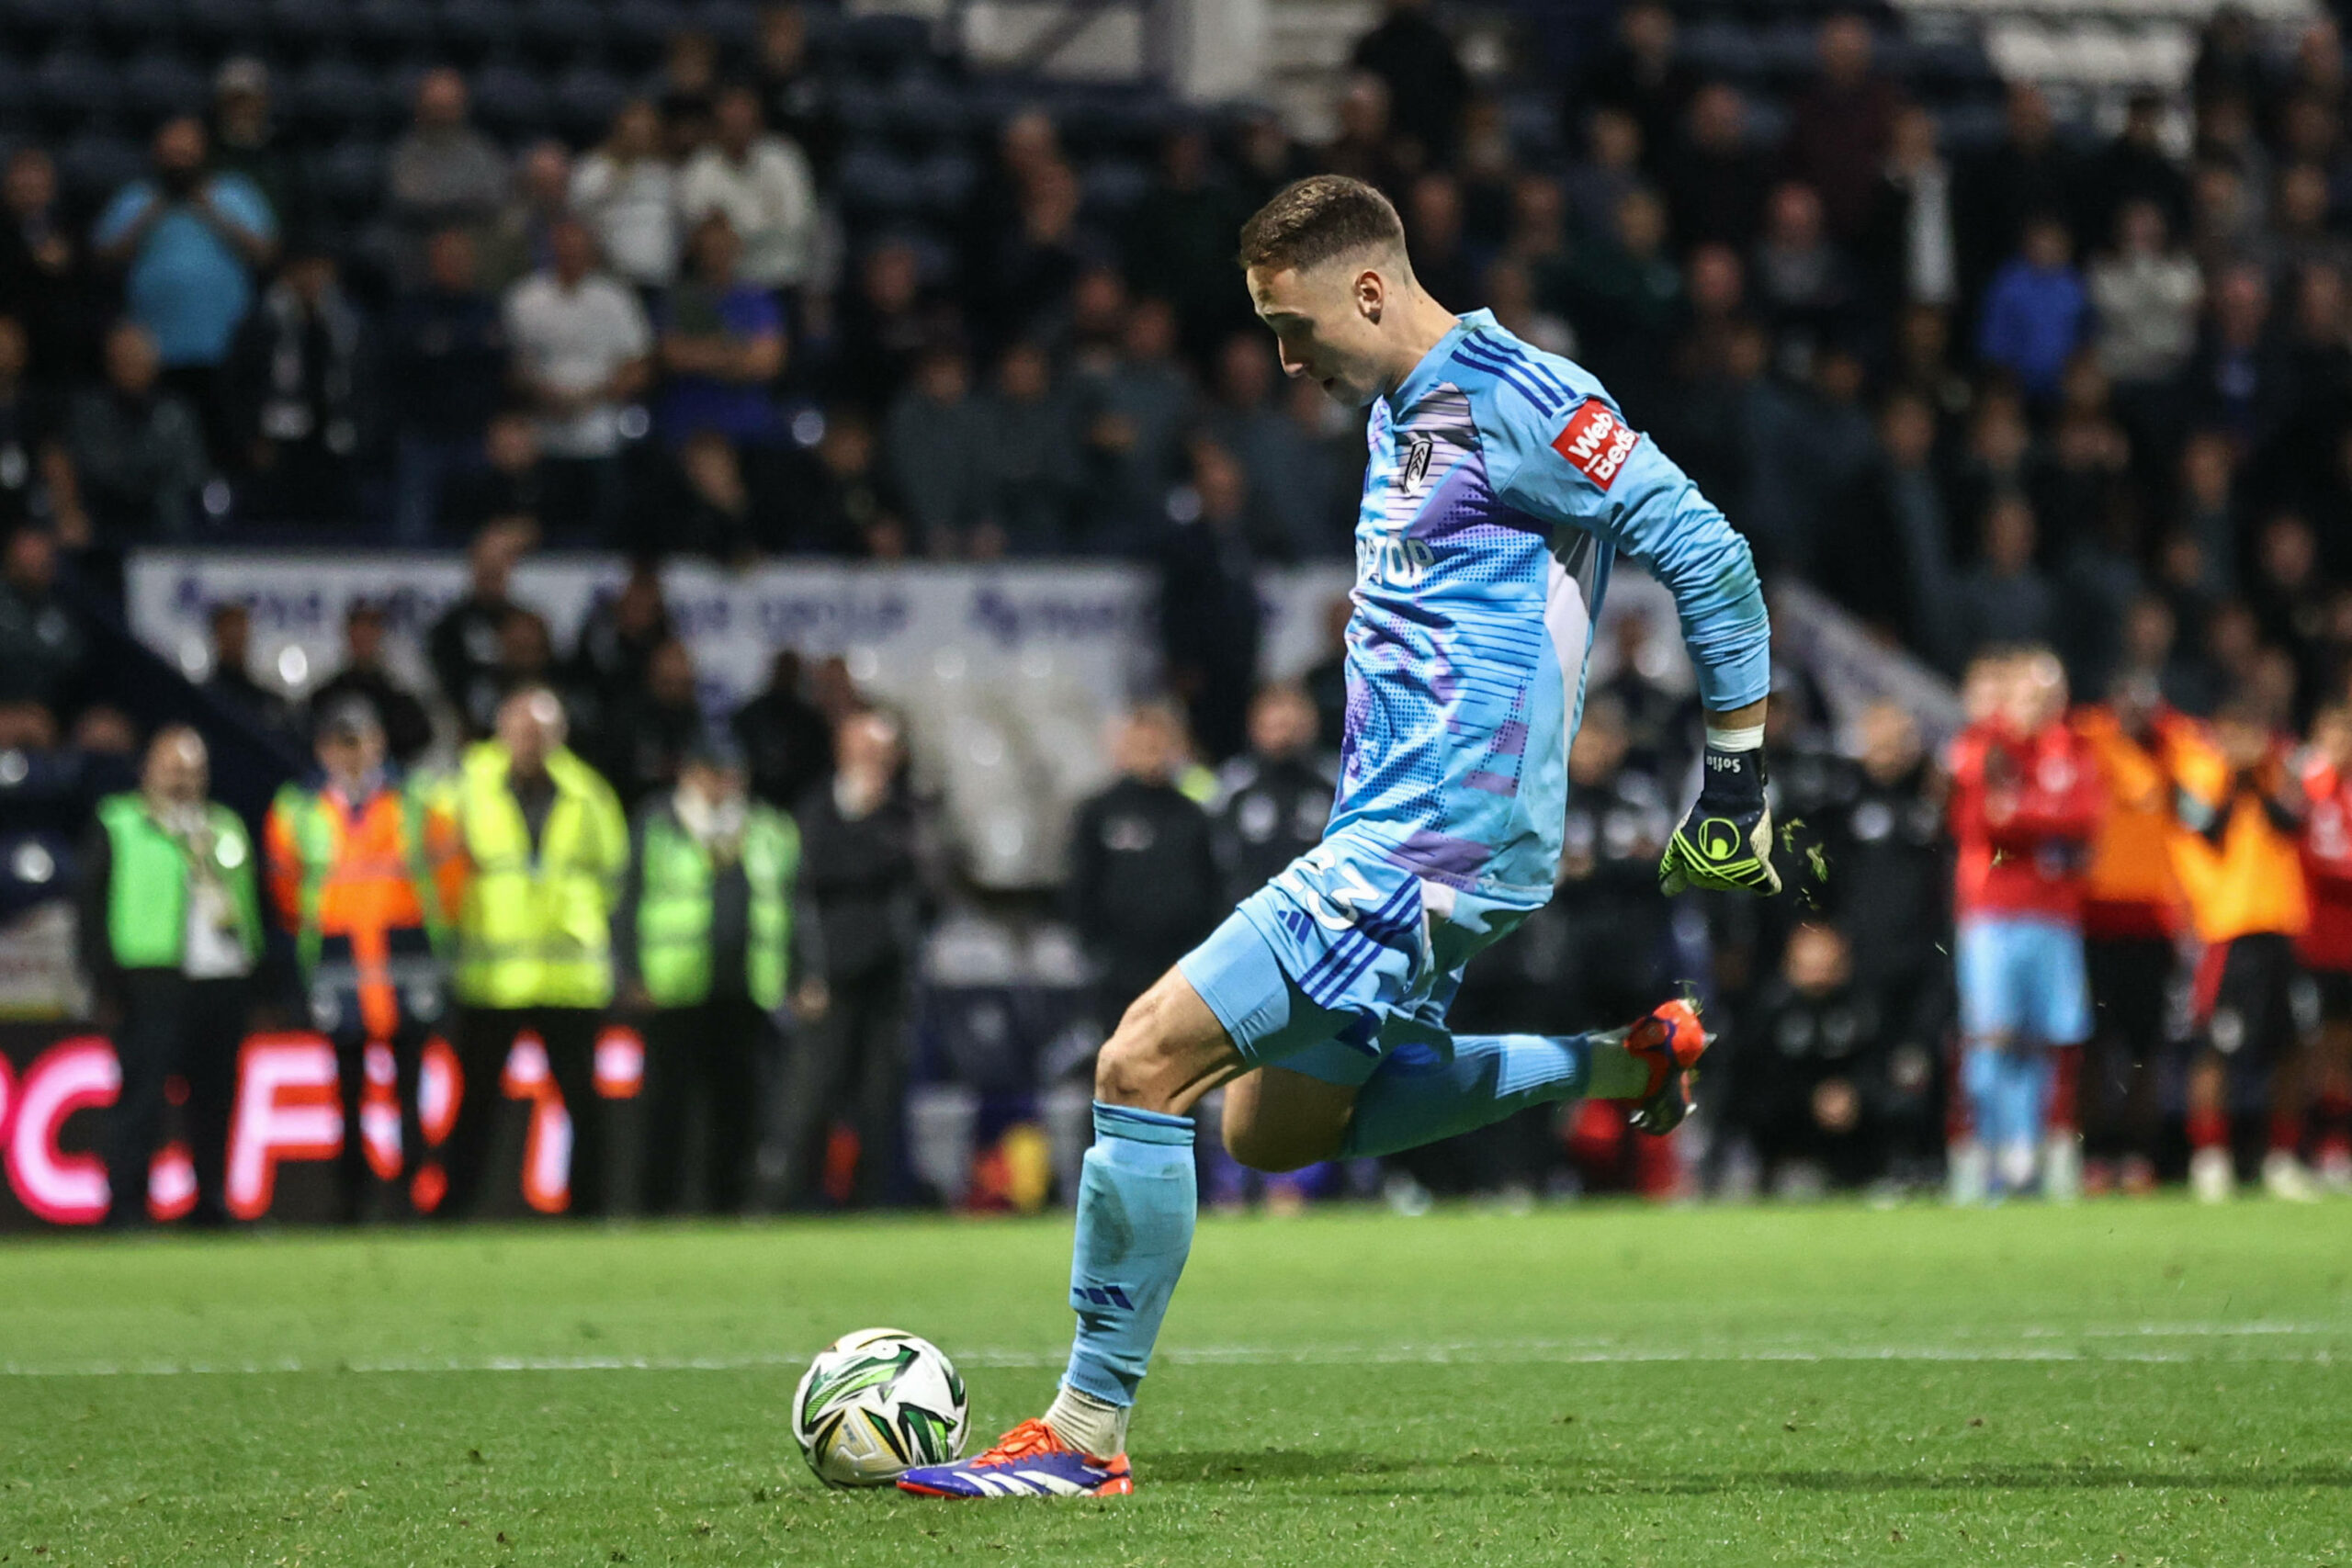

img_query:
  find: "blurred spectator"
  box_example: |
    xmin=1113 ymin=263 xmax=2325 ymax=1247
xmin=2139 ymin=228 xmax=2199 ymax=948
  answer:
xmin=659 ymin=214 xmax=785 ymax=446
xmin=1860 ymin=102 xmax=1959 ymax=316
xmin=1160 ymin=441 xmax=1264 ymax=761
xmin=1953 ymin=496 xmax=2059 ymax=659
xmin=776 ymin=410 xmax=903 ymax=557
xmin=732 ymin=648 xmax=833 ymax=813
xmin=1957 ymin=82 xmax=2083 ymax=302
xmin=387 ymin=228 xmax=510 ymax=544
xmin=427 ymin=518 xmax=535 ymax=725
xmin=1561 ymin=107 xmax=1645 ymax=244
xmin=440 ymin=685 xmax=628 ymax=1218
xmin=1815 ymin=703 xmax=1951 ymax=1066
xmin=973 ymin=340 xmax=1078 ymax=556
xmin=62 ymin=323 xmax=211 ymax=540
xmin=1402 ymin=172 xmax=1475 ymax=310
xmin=754 ymin=2 xmax=841 ymax=180
xmin=385 ymin=69 xmax=506 ymax=286
xmin=1300 ymin=593 xmax=1351 ymax=749
xmin=2089 ymin=199 xmax=2202 ymax=391
xmin=1201 ymin=332 xmax=1349 ymax=560
xmin=1350 ymin=0 xmax=1468 ymax=168
xmin=1663 ymin=84 xmax=1769 ymax=251
xmin=1481 ymin=256 xmax=1577 ymax=360
xmin=209 ymin=58 xmax=307 ymax=241
xmin=481 ymin=141 xmax=574 ymax=295
xmin=93 ymin=117 xmax=278 ymax=442
xmin=618 ymin=735 xmax=806 ymax=1216
xmin=1750 ymin=181 xmax=1855 ymax=377
xmin=1076 ymin=298 xmax=1193 ymax=543
xmin=78 ymin=727 xmax=257 ymax=1226
xmin=670 ymin=430 xmax=768 ymax=561
xmin=1208 ymin=682 xmax=1337 ymax=904
xmin=832 ymin=239 xmax=950 ymax=420
xmin=1977 ymin=216 xmax=2089 ymax=402
xmin=1826 ymin=389 xmax=1956 ymax=665
xmin=198 ymin=600 xmax=297 ymax=740
xmin=1067 ymin=703 xmax=1221 ymax=1020
xmin=571 ymin=101 xmax=680 ymax=295
xmin=659 ymin=29 xmax=722 ymax=157
xmin=2183 ymin=264 xmax=2285 ymax=447
xmin=0 ymin=523 xmax=85 ymax=717
xmin=1574 ymin=1 xmax=1697 ymax=161
xmin=503 ymin=218 xmax=652 ymax=542
xmin=678 ymin=85 xmax=820 ymax=293
xmin=1566 ymin=188 xmax=1680 ymax=393
xmin=778 ymin=708 xmax=930 ymax=1207
xmin=0 ymin=148 xmax=93 ymax=384
xmin=0 ymin=318 xmax=72 ymax=537
xmin=221 ymin=243 xmax=373 ymax=525
xmin=1123 ymin=127 xmax=1250 ymax=358
xmin=1321 ymin=73 xmax=1408 ymax=197
xmin=988 ymin=159 xmax=1103 ymax=348
xmin=594 ymin=635 xmax=705 ymax=809
xmin=443 ymin=412 xmax=550 ymax=538
xmin=304 ymin=599 xmax=434 ymax=766
xmin=884 ymin=341 xmax=988 ymax=554
xmin=1738 ymin=921 xmax=1889 ymax=1190
xmin=1789 ymin=13 xmax=1898 ymax=242
xmin=1235 ymin=107 xmax=1310 ymax=209
xmin=2087 ymin=93 xmax=2191 ymax=247
xmin=565 ymin=558 xmax=672 ymax=707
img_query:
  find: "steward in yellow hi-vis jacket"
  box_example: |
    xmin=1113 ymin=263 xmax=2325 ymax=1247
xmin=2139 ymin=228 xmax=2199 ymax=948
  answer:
xmin=441 ymin=684 xmax=628 ymax=1217
xmin=615 ymin=732 xmax=816 ymax=1216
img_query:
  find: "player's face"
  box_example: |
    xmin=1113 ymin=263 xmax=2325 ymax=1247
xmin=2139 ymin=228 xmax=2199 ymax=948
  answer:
xmin=1247 ymin=262 xmax=1388 ymax=406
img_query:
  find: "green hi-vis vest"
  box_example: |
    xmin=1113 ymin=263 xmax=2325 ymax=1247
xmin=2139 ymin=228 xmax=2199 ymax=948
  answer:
xmin=636 ymin=803 xmax=798 ymax=1010
xmin=269 ymin=779 xmax=452 ymax=975
xmin=95 ymin=793 xmax=264 ymax=971
xmin=451 ymin=741 xmax=628 ymax=1010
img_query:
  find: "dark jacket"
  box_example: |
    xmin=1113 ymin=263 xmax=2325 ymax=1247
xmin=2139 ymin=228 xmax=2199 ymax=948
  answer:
xmin=1067 ymin=776 xmax=1222 ymax=1006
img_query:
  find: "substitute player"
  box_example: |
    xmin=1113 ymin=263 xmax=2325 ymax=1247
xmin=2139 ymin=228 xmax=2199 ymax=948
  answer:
xmin=1944 ymin=649 xmax=2102 ymax=1203
xmin=899 ymin=175 xmax=1777 ymax=1499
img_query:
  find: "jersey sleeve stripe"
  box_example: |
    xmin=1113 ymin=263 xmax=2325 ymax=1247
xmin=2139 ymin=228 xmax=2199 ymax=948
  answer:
xmin=1456 ymin=334 xmax=1575 ymax=407
xmin=1449 ymin=344 xmax=1565 ymax=415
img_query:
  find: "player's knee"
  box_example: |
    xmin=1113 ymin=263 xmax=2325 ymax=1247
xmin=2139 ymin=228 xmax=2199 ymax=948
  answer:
xmin=1092 ymin=994 xmax=1182 ymax=1112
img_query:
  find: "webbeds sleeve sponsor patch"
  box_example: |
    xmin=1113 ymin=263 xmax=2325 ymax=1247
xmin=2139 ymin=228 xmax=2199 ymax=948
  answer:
xmin=1549 ymin=399 xmax=1642 ymax=491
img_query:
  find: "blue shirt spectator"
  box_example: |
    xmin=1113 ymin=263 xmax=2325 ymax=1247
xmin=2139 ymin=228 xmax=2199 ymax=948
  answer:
xmin=92 ymin=118 xmax=277 ymax=370
xmin=1975 ymin=216 xmax=2087 ymax=401
xmin=658 ymin=214 xmax=784 ymax=443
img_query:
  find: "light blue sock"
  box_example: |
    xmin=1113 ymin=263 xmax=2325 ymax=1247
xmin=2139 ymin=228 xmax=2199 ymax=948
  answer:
xmin=1340 ymin=1033 xmax=1594 ymax=1159
xmin=1061 ymin=1102 xmax=1196 ymax=1408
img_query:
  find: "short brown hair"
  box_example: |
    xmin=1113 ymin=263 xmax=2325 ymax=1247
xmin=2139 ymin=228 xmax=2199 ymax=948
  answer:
xmin=1237 ymin=175 xmax=1408 ymax=273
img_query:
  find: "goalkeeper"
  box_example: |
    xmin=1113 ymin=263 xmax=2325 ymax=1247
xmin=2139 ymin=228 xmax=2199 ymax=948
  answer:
xmin=899 ymin=175 xmax=1777 ymax=1500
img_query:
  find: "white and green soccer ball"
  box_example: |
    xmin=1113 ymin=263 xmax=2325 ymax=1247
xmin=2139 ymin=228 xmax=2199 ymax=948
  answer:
xmin=793 ymin=1328 xmax=969 ymax=1487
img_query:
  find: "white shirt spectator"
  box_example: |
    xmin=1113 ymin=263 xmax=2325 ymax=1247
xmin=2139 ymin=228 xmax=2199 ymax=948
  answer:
xmin=2089 ymin=250 xmax=2202 ymax=385
xmin=677 ymin=135 xmax=818 ymax=289
xmin=570 ymin=152 xmax=678 ymax=288
xmin=503 ymin=269 xmax=651 ymax=459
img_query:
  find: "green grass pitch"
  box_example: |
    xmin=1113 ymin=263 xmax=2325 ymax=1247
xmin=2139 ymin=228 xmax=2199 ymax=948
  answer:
xmin=2 ymin=1201 xmax=2347 ymax=1566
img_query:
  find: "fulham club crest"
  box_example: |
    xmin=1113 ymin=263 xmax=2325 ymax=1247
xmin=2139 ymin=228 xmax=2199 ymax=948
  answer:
xmin=1401 ymin=432 xmax=1433 ymax=491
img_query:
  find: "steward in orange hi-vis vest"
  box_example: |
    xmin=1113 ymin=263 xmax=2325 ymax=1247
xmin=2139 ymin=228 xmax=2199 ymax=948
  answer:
xmin=264 ymin=698 xmax=462 ymax=1221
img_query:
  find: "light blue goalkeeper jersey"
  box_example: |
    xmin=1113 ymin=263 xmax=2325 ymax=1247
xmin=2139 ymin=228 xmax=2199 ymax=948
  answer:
xmin=1329 ymin=308 xmax=1770 ymax=908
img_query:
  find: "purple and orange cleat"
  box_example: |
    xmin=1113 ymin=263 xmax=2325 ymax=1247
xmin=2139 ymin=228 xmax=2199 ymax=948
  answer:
xmin=1623 ymin=997 xmax=1708 ymax=1135
xmin=896 ymin=1418 xmax=1134 ymax=1499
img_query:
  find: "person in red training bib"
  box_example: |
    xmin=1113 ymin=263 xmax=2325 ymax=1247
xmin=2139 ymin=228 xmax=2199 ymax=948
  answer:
xmin=2295 ymin=705 xmax=2352 ymax=1194
xmin=1945 ymin=647 xmax=2103 ymax=1202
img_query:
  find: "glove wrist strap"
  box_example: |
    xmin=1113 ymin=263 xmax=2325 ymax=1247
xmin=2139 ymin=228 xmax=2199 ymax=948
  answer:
xmin=1703 ymin=723 xmax=1764 ymax=752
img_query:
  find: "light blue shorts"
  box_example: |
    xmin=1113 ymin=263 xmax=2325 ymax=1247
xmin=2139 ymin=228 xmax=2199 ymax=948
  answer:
xmin=1956 ymin=916 xmax=2091 ymax=1046
xmin=1176 ymin=834 xmax=1532 ymax=1088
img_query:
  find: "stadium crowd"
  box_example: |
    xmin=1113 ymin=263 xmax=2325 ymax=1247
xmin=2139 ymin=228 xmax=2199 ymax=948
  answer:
xmin=7 ymin=0 xmax=2352 ymax=1214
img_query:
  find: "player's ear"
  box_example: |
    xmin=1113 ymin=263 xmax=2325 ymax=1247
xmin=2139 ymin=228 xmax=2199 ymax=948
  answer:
xmin=1354 ymin=267 xmax=1385 ymax=322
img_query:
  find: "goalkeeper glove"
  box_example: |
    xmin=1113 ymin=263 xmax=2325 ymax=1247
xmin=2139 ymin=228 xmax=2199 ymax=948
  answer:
xmin=1659 ymin=743 xmax=1781 ymax=897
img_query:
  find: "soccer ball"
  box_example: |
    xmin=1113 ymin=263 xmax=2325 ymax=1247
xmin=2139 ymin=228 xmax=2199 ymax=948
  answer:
xmin=793 ymin=1328 xmax=969 ymax=1486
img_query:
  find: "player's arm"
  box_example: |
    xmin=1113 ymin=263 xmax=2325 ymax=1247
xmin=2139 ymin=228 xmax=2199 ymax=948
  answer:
xmin=1489 ymin=395 xmax=1777 ymax=895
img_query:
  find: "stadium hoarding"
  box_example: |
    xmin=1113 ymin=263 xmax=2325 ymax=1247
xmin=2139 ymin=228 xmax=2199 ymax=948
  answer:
xmin=0 ymin=1021 xmax=644 ymax=1228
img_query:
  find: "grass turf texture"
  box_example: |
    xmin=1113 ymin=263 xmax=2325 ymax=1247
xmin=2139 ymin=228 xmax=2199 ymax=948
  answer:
xmin=1 ymin=1202 xmax=2347 ymax=1566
